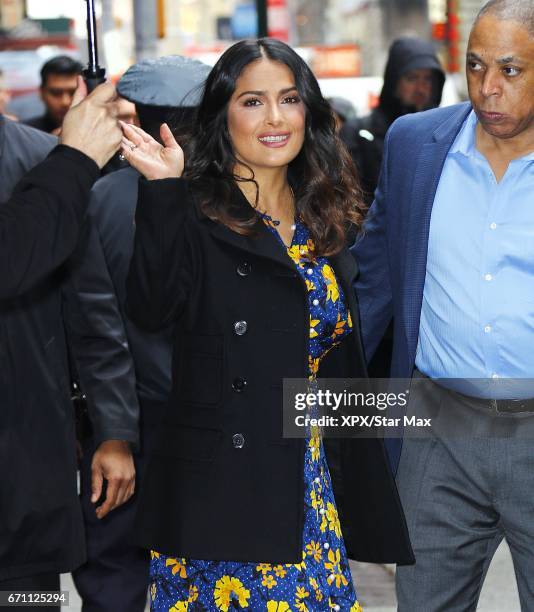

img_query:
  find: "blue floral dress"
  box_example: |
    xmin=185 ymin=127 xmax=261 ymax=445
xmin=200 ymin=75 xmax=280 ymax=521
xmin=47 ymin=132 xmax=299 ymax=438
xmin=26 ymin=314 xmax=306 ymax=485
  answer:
xmin=149 ymin=216 xmax=362 ymax=612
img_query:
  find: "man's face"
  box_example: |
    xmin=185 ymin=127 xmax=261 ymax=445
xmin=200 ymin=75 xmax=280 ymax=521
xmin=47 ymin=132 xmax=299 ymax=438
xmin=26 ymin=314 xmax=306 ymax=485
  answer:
xmin=467 ymin=15 xmax=534 ymax=140
xmin=396 ymin=68 xmax=434 ymax=111
xmin=40 ymin=73 xmax=79 ymax=127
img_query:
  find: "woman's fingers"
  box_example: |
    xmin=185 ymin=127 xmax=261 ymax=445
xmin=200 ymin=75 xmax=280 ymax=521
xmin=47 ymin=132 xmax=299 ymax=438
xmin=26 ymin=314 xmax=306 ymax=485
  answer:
xmin=119 ymin=120 xmax=145 ymax=148
xmin=128 ymin=122 xmax=153 ymax=144
xmin=160 ymin=123 xmax=181 ymax=150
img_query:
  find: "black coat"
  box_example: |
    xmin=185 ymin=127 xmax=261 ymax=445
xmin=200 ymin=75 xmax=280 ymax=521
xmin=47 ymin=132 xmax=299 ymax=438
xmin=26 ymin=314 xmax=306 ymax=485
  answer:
xmin=127 ymin=178 xmax=414 ymax=565
xmin=0 ymin=126 xmax=99 ymax=580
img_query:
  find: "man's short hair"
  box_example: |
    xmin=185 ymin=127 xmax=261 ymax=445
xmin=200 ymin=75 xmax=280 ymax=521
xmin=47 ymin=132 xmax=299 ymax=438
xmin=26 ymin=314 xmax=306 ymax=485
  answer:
xmin=476 ymin=0 xmax=534 ymax=36
xmin=40 ymin=55 xmax=83 ymax=87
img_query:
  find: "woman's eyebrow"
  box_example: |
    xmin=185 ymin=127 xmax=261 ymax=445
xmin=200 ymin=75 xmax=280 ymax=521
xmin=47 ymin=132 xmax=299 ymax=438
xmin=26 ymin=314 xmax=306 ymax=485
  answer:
xmin=236 ymin=86 xmax=298 ymax=99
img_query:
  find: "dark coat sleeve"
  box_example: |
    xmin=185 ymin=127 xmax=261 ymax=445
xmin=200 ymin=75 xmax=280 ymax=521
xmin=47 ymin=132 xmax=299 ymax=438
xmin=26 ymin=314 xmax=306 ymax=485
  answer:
xmin=0 ymin=145 xmax=99 ymax=300
xmin=126 ymin=177 xmax=194 ymax=332
xmin=351 ymin=129 xmax=394 ymax=362
xmin=64 ymin=203 xmax=140 ymax=449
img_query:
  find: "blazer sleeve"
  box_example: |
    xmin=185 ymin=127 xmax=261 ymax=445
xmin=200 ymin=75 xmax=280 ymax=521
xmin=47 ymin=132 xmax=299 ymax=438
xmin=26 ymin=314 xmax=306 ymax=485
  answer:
xmin=0 ymin=145 xmax=99 ymax=300
xmin=126 ymin=177 xmax=194 ymax=332
xmin=63 ymin=207 xmax=140 ymax=450
xmin=351 ymin=129 xmax=394 ymax=362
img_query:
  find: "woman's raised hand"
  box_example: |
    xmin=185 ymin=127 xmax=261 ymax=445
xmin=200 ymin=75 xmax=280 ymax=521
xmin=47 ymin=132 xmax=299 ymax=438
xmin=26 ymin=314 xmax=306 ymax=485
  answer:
xmin=120 ymin=121 xmax=185 ymax=180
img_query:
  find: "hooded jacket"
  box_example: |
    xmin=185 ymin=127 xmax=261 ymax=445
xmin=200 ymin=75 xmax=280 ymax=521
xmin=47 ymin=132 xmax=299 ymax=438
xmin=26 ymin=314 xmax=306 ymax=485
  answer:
xmin=341 ymin=37 xmax=445 ymax=202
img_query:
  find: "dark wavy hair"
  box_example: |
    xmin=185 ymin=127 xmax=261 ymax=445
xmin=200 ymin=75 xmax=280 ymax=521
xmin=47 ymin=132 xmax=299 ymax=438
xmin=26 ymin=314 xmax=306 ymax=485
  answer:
xmin=183 ymin=38 xmax=364 ymax=256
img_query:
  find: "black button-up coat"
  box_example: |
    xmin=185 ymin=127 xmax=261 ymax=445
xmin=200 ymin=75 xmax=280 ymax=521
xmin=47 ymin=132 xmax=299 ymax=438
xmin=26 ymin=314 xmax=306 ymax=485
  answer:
xmin=127 ymin=177 xmax=414 ymax=565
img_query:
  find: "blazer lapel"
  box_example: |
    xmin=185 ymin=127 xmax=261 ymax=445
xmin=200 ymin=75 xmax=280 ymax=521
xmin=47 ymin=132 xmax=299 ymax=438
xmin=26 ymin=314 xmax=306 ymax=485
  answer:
xmin=403 ymin=103 xmax=472 ymax=367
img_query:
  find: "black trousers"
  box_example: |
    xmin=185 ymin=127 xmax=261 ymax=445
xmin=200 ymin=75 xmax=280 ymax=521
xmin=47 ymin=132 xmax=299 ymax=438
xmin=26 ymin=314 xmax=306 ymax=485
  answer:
xmin=0 ymin=573 xmax=60 ymax=612
xmin=72 ymin=401 xmax=163 ymax=612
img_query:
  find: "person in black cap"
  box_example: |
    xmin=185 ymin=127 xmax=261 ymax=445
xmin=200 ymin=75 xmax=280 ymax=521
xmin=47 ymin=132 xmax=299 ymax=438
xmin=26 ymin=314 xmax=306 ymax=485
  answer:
xmin=68 ymin=55 xmax=210 ymax=612
xmin=341 ymin=37 xmax=445 ymax=204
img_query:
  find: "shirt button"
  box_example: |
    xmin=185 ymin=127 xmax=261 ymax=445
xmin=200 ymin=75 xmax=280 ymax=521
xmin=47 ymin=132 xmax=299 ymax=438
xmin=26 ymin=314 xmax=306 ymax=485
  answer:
xmin=312 ymin=299 xmax=319 ymax=306
xmin=484 ymin=325 xmax=492 ymax=333
xmin=490 ymin=222 xmax=497 ymax=230
xmin=314 ymin=477 xmax=320 ymax=484
xmin=233 ymin=320 xmax=248 ymax=336
xmin=290 ymin=224 xmax=296 ymax=230
xmin=484 ymin=274 xmax=493 ymax=281
xmin=307 ymin=268 xmax=313 ymax=276
xmin=319 ymin=508 xmax=326 ymax=515
xmin=333 ymin=605 xmax=341 ymax=611
xmin=232 ymin=433 xmax=245 ymax=449
xmin=236 ymin=262 xmax=252 ymax=277
xmin=232 ymin=377 xmax=247 ymax=392
xmin=323 ymin=542 xmax=330 ymax=549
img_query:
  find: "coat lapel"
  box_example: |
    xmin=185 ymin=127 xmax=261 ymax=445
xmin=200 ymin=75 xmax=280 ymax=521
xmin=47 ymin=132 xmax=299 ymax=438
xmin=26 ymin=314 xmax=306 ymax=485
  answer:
xmin=402 ymin=103 xmax=472 ymax=367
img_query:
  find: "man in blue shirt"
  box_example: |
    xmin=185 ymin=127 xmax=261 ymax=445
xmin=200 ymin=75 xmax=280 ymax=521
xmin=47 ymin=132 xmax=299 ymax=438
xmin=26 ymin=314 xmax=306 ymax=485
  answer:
xmin=352 ymin=0 xmax=534 ymax=608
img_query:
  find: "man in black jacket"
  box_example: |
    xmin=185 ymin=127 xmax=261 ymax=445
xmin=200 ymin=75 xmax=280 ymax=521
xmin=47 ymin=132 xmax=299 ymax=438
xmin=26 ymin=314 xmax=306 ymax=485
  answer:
xmin=69 ymin=56 xmax=210 ymax=612
xmin=0 ymin=82 xmax=123 ymax=603
xmin=341 ymin=38 xmax=445 ymax=379
xmin=340 ymin=37 xmax=445 ymax=204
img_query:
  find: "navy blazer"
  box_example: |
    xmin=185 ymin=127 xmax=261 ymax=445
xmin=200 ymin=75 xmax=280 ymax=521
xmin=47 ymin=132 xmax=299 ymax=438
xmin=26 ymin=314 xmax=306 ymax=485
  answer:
xmin=352 ymin=102 xmax=472 ymax=468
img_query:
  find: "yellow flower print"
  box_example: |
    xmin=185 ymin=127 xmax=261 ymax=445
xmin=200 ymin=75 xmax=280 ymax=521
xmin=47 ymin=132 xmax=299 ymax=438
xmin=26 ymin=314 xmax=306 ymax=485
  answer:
xmin=213 ymin=576 xmax=250 ymax=611
xmin=169 ymin=601 xmax=188 ymax=612
xmin=150 ymin=582 xmax=156 ymax=602
xmin=310 ymin=318 xmax=320 ymax=338
xmin=310 ymin=488 xmax=323 ymax=511
xmin=305 ymin=278 xmax=316 ymax=292
xmin=274 ymin=565 xmax=287 ymax=578
xmin=308 ymin=356 xmax=319 ymax=376
xmin=267 ymin=602 xmax=292 ymax=612
xmin=295 ymin=602 xmax=308 ymax=612
xmin=350 ymin=602 xmax=363 ymax=612
xmin=262 ymin=574 xmax=277 ymax=589
xmin=256 ymin=563 xmax=272 ymax=574
xmin=188 ymin=585 xmax=198 ymax=603
xmin=309 ymin=578 xmax=319 ymax=591
xmin=150 ymin=550 xmax=160 ymax=560
xmin=305 ymin=540 xmax=322 ymax=562
xmin=322 ymin=265 xmax=339 ymax=303
xmin=325 ymin=549 xmax=349 ymax=589
xmin=320 ymin=513 xmax=328 ymax=533
xmin=308 ymin=437 xmax=320 ymax=462
xmin=331 ymin=313 xmax=347 ymax=339
xmin=325 ymin=502 xmax=342 ymax=538
xmin=347 ymin=310 xmax=353 ymax=328
xmin=296 ymin=586 xmax=310 ymax=599
xmin=287 ymin=245 xmax=303 ymax=264
xmin=165 ymin=557 xmax=187 ymax=578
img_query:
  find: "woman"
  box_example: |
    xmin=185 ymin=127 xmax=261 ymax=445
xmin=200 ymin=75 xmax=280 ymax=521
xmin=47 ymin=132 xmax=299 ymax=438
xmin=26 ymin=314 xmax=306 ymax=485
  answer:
xmin=122 ymin=38 xmax=413 ymax=612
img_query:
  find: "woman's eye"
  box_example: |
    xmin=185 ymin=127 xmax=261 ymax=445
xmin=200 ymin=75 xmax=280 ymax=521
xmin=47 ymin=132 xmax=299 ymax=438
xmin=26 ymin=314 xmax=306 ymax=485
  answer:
xmin=282 ymin=95 xmax=301 ymax=104
xmin=243 ymin=98 xmax=261 ymax=107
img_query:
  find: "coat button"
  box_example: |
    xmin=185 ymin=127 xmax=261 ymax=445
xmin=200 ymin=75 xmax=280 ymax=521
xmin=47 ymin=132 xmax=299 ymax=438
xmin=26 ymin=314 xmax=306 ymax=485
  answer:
xmin=237 ymin=261 xmax=252 ymax=277
xmin=232 ymin=433 xmax=245 ymax=449
xmin=234 ymin=320 xmax=248 ymax=336
xmin=232 ymin=377 xmax=247 ymax=392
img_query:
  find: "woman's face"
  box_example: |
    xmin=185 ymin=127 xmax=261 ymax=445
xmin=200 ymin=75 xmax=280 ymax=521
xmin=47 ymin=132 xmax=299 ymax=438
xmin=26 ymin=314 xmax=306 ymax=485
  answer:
xmin=226 ymin=57 xmax=306 ymax=175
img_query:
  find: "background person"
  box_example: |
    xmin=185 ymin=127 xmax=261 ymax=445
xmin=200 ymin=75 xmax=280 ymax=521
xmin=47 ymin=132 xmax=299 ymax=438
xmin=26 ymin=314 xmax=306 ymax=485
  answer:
xmin=68 ymin=55 xmax=210 ymax=612
xmin=0 ymin=81 xmax=123 ymax=610
xmin=123 ymin=38 xmax=413 ymax=612
xmin=25 ymin=55 xmax=83 ymax=135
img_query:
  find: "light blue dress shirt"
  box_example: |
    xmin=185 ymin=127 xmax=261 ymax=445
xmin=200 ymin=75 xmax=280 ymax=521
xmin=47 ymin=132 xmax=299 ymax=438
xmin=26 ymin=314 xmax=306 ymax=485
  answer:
xmin=415 ymin=110 xmax=534 ymax=398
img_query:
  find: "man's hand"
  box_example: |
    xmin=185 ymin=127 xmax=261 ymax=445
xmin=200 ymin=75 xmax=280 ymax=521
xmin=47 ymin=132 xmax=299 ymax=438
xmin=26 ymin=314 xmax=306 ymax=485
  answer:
xmin=60 ymin=79 xmax=122 ymax=169
xmin=91 ymin=440 xmax=136 ymax=519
